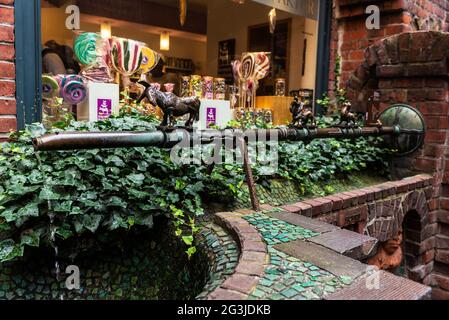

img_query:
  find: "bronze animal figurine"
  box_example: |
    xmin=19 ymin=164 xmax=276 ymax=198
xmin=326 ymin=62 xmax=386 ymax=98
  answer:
xmin=290 ymin=96 xmax=316 ymax=128
xmin=338 ymin=101 xmax=357 ymax=127
xmin=137 ymin=81 xmax=200 ymax=128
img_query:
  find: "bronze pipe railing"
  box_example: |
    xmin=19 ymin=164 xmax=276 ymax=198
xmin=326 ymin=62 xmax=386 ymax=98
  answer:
xmin=31 ymin=104 xmax=426 ymax=211
xmin=33 ymin=126 xmax=402 ymax=152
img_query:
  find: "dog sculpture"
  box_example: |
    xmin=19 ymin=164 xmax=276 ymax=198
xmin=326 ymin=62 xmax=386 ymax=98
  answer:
xmin=137 ymin=81 xmax=200 ymax=127
xmin=290 ymin=95 xmax=316 ymax=128
xmin=338 ymin=101 xmax=357 ymax=127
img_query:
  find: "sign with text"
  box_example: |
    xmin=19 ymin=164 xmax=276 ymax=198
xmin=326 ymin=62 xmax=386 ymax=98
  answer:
xmin=252 ymin=0 xmax=319 ymax=20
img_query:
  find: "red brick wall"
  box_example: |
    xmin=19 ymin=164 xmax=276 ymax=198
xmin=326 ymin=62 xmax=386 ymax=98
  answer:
xmin=0 ymin=0 xmax=16 ymax=141
xmin=329 ymin=0 xmax=449 ymax=100
xmin=330 ymin=0 xmax=449 ymax=300
xmin=342 ymin=31 xmax=449 ymax=299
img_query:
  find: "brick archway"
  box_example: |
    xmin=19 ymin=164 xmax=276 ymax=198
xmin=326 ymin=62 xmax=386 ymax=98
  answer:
xmin=364 ymin=187 xmax=433 ymax=283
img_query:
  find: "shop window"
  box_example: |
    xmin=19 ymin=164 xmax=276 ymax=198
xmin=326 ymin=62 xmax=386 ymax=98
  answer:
xmin=39 ymin=0 xmax=321 ymax=128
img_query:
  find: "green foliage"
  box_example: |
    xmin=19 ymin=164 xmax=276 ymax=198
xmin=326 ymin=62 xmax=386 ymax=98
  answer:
xmin=276 ymin=137 xmax=388 ymax=187
xmin=0 ymin=114 xmax=239 ymax=263
xmin=0 ymin=109 xmax=391 ymax=264
xmin=317 ymin=55 xmax=350 ymax=116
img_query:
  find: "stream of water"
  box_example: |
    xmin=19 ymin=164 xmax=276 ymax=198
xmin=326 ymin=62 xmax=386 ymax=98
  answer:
xmin=35 ymin=151 xmax=64 ymax=301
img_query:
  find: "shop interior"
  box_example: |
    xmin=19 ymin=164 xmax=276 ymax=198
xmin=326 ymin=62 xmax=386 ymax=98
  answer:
xmin=40 ymin=0 xmax=320 ymax=127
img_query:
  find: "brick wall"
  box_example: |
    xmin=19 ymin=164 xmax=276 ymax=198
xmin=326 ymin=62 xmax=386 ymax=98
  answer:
xmin=328 ymin=0 xmax=449 ymax=299
xmin=0 ymin=0 xmax=15 ymax=141
xmin=339 ymin=30 xmax=449 ymax=299
xmin=329 ymin=0 xmax=449 ymax=102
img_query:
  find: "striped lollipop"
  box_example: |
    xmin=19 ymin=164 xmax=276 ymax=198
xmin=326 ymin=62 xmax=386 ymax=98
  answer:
xmin=74 ymin=32 xmax=100 ymax=65
xmin=111 ymin=38 xmax=143 ymax=77
xmin=231 ymin=60 xmax=241 ymax=84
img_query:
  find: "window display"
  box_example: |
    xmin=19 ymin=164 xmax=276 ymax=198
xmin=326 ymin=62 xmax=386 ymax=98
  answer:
xmin=40 ymin=0 xmax=320 ymax=128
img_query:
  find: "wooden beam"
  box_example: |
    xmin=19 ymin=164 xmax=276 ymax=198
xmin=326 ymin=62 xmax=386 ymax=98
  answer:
xmin=76 ymin=0 xmax=207 ymax=35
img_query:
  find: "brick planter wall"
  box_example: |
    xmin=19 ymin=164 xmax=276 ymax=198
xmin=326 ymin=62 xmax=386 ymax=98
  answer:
xmin=0 ymin=0 xmax=15 ymax=141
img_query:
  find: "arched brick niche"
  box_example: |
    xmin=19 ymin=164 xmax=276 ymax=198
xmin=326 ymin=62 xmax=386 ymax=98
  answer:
xmin=344 ymin=31 xmax=449 ymax=299
xmin=365 ymin=188 xmax=433 ymax=284
xmin=403 ymin=210 xmax=423 ymax=277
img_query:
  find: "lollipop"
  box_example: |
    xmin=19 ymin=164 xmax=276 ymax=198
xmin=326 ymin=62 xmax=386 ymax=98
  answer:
xmin=74 ymin=32 xmax=100 ymax=65
xmin=140 ymin=47 xmax=160 ymax=74
xmin=240 ymin=53 xmax=256 ymax=81
xmin=231 ymin=60 xmax=241 ymax=85
xmin=111 ymin=38 xmax=143 ymax=77
xmin=60 ymin=75 xmax=87 ymax=105
xmin=254 ymin=52 xmax=270 ymax=81
xmin=42 ymin=75 xmax=60 ymax=99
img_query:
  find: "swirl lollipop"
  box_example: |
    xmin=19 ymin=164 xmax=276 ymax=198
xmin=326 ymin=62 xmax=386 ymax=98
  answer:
xmin=60 ymin=75 xmax=87 ymax=105
xmin=240 ymin=53 xmax=256 ymax=81
xmin=140 ymin=46 xmax=160 ymax=74
xmin=111 ymin=38 xmax=143 ymax=77
xmin=42 ymin=75 xmax=60 ymax=99
xmin=74 ymin=32 xmax=100 ymax=65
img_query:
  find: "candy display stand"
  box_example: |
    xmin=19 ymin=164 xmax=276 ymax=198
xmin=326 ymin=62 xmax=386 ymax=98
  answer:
xmin=78 ymin=82 xmax=120 ymax=122
xmin=197 ymin=99 xmax=232 ymax=130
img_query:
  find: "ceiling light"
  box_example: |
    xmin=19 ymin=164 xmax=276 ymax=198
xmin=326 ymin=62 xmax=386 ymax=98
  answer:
xmin=160 ymin=32 xmax=170 ymax=51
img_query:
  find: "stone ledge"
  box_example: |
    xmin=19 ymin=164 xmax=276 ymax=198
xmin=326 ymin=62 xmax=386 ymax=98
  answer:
xmin=308 ymin=229 xmax=378 ymax=261
xmin=209 ymin=212 xmax=268 ymax=300
xmin=325 ymin=270 xmax=432 ymax=300
xmin=274 ymin=240 xmax=367 ymax=279
xmin=267 ymin=211 xmax=340 ymax=234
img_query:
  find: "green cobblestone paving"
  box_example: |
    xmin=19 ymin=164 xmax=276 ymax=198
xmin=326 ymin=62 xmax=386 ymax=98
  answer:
xmin=244 ymin=210 xmax=351 ymax=300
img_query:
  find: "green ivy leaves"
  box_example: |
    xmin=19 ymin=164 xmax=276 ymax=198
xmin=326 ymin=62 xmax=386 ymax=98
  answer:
xmin=0 ymin=108 xmax=390 ymax=264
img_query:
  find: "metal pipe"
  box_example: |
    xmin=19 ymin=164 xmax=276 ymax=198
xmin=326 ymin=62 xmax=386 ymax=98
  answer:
xmin=33 ymin=126 xmax=402 ymax=151
xmin=33 ymin=130 xmax=186 ymax=151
